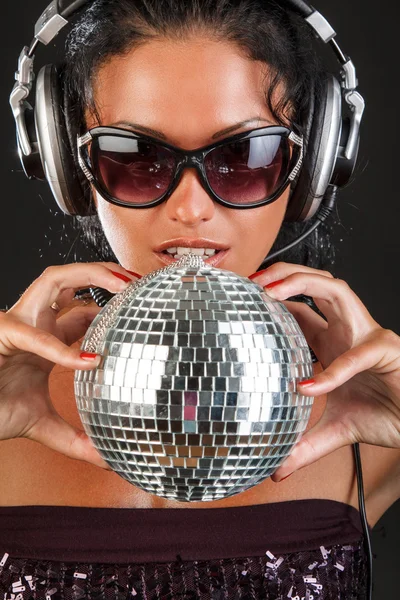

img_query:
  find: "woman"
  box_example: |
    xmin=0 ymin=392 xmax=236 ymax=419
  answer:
xmin=0 ymin=0 xmax=399 ymax=598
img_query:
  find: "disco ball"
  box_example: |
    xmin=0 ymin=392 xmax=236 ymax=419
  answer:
xmin=74 ymin=254 xmax=314 ymax=502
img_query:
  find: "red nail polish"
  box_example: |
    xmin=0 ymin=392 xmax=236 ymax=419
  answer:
xmin=125 ymin=270 xmax=142 ymax=279
xmin=248 ymin=268 xmax=270 ymax=280
xmin=80 ymin=352 xmax=100 ymax=361
xmin=298 ymin=378 xmax=316 ymax=386
xmin=110 ymin=270 xmax=132 ymax=283
xmin=265 ymin=279 xmax=286 ymax=289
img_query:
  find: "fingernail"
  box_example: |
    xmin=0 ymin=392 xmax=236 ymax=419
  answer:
xmin=248 ymin=268 xmax=270 ymax=280
xmin=125 ymin=270 xmax=143 ymax=279
xmin=265 ymin=279 xmax=286 ymax=289
xmin=80 ymin=352 xmax=100 ymax=362
xmin=110 ymin=270 xmax=132 ymax=283
xmin=298 ymin=378 xmax=316 ymax=387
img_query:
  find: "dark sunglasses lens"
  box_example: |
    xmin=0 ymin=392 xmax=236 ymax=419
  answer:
xmin=91 ymin=136 xmax=176 ymax=204
xmin=204 ymin=135 xmax=289 ymax=204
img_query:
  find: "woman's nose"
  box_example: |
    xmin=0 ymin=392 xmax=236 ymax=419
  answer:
xmin=164 ymin=168 xmax=215 ymax=226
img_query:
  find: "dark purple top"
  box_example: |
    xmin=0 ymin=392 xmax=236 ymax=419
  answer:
xmin=0 ymin=498 xmax=368 ymax=564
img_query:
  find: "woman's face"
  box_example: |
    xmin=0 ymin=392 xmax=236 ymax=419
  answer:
xmin=87 ymin=37 xmax=291 ymax=277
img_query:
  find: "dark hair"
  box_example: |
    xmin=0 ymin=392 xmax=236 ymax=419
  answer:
xmin=63 ymin=0 xmax=337 ymax=276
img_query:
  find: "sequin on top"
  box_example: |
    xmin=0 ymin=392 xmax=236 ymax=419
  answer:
xmin=0 ymin=499 xmax=369 ymax=600
xmin=0 ymin=539 xmax=367 ymax=600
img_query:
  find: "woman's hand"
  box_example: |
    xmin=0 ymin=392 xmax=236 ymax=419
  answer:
xmin=248 ymin=262 xmax=400 ymax=482
xmin=0 ymin=262 xmax=139 ymax=469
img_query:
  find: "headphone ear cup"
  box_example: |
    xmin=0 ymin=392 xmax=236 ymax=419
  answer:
xmin=330 ymin=116 xmax=360 ymax=187
xmin=285 ymin=74 xmax=342 ymax=222
xmin=17 ymin=101 xmax=46 ymax=180
xmin=35 ymin=63 xmax=92 ymax=215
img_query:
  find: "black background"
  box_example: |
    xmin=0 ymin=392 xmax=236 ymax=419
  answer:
xmin=0 ymin=1 xmax=399 ymax=597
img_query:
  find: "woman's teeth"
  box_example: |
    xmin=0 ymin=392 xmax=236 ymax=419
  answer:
xmin=164 ymin=247 xmax=218 ymax=259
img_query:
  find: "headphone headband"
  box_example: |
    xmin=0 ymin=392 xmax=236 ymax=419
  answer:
xmin=56 ymin=0 xmax=314 ymax=18
xmin=59 ymin=0 xmax=88 ymax=18
xmin=10 ymin=0 xmax=364 ymax=165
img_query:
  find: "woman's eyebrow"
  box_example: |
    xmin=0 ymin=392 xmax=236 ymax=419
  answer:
xmin=212 ymin=118 xmax=274 ymax=139
xmin=110 ymin=117 xmax=274 ymax=141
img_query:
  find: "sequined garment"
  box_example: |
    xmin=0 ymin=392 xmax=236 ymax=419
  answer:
xmin=0 ymin=539 xmax=367 ymax=600
xmin=0 ymin=500 xmax=369 ymax=600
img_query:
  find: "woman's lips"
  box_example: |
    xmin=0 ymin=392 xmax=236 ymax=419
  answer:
xmin=154 ymin=249 xmax=229 ymax=268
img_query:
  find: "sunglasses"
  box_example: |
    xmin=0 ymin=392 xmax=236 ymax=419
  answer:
xmin=77 ymin=125 xmax=303 ymax=210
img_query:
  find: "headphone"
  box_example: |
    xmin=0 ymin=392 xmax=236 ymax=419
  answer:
xmin=10 ymin=0 xmax=365 ymax=223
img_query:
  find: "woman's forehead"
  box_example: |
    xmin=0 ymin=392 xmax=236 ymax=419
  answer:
xmin=88 ymin=37 xmax=280 ymax=145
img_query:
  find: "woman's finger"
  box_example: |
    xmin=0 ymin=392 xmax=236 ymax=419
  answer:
xmin=9 ymin=262 xmax=135 ymax=328
xmin=0 ymin=312 xmax=102 ymax=370
xmin=281 ymin=299 xmax=327 ymax=349
xmin=264 ymin=273 xmax=379 ymax=340
xmin=270 ymin=415 xmax=352 ymax=482
xmin=26 ymin=410 xmax=112 ymax=470
xmin=296 ymin=329 xmax=400 ymax=397
xmin=248 ymin=261 xmax=336 ymax=285
xmin=56 ymin=304 xmax=102 ymax=347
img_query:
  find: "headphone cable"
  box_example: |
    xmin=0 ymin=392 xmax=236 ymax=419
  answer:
xmin=257 ymin=184 xmax=373 ymax=599
xmin=354 ymin=442 xmax=373 ymax=600
xmin=257 ymin=184 xmax=338 ymax=270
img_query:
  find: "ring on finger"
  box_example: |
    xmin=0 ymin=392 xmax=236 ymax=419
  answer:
xmin=50 ymin=301 xmax=61 ymax=313
xmin=50 ymin=296 xmax=93 ymax=312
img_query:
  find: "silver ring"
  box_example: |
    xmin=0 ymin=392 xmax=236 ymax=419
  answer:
xmin=50 ymin=301 xmax=61 ymax=313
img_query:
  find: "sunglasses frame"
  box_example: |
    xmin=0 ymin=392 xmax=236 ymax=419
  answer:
xmin=77 ymin=125 xmax=303 ymax=210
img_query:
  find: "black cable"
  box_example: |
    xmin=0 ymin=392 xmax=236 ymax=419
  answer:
xmin=354 ymin=442 xmax=373 ymax=600
xmin=228 ymin=183 xmax=373 ymax=597
xmin=74 ymin=286 xmax=115 ymax=307
xmin=257 ymin=184 xmax=339 ymax=271
xmin=89 ymin=286 xmax=114 ymax=307
xmin=257 ymin=185 xmax=374 ymax=598
xmin=257 ymin=184 xmax=374 ymax=598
